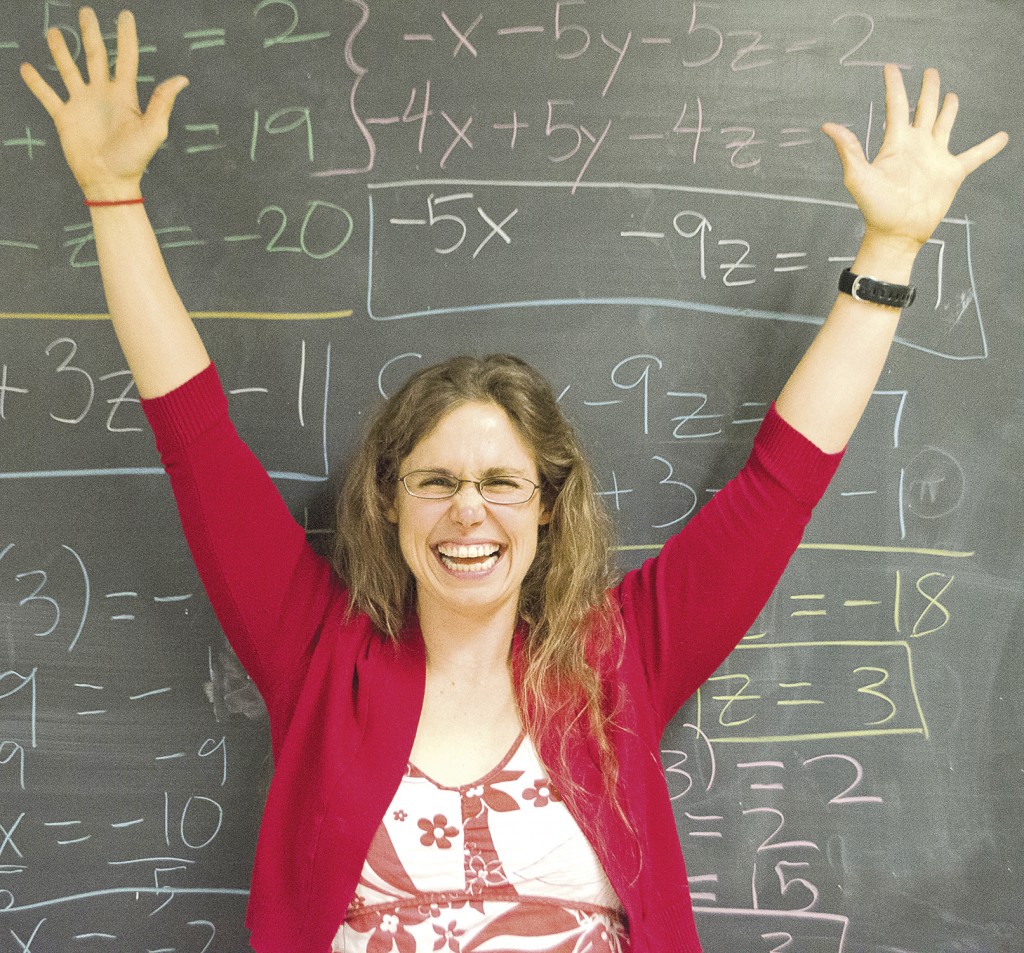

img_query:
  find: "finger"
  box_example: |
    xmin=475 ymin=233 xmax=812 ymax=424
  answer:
xmin=933 ymin=92 xmax=959 ymax=149
xmin=143 ymin=75 xmax=190 ymax=135
xmin=912 ymin=67 xmax=941 ymax=131
xmin=19 ymin=61 xmax=66 ymax=118
xmin=46 ymin=24 xmax=85 ymax=94
xmin=957 ymin=131 xmax=1009 ymax=177
xmin=822 ymin=121 xmax=870 ymax=182
xmin=113 ymin=10 xmax=139 ymax=87
xmin=79 ymin=6 xmax=111 ymax=84
xmin=883 ymin=63 xmax=911 ymax=131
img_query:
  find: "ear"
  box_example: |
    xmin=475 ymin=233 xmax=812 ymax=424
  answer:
xmin=386 ymin=503 xmax=398 ymax=524
xmin=538 ymin=503 xmax=552 ymax=527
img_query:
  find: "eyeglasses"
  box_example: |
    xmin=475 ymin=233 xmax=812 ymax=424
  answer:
xmin=399 ymin=469 xmax=540 ymax=505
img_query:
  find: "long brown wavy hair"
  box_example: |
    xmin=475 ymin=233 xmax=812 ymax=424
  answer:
xmin=332 ymin=354 xmax=626 ymax=806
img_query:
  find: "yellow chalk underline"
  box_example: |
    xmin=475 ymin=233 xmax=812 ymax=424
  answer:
xmin=0 ymin=310 xmax=352 ymax=321
xmin=705 ymin=727 xmax=926 ymax=743
xmin=617 ymin=542 xmax=975 ymax=558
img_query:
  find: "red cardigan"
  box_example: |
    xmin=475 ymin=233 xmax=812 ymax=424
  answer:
xmin=143 ymin=363 xmax=842 ymax=953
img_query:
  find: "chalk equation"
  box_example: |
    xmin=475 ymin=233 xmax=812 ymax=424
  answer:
xmin=661 ymin=718 xmax=880 ymax=945
xmin=696 ymin=545 xmax=968 ymax=746
xmin=366 ymin=183 xmax=987 ymax=360
xmin=698 ymin=639 xmax=929 ymax=744
xmin=0 ymin=891 xmax=249 ymax=952
xmin=0 ymin=335 xmax=334 ymax=483
xmin=0 ymin=200 xmax=358 ymax=317
xmin=0 ymin=5 xmax=912 ymax=184
xmin=2 ymin=1 xmax=1000 ymax=346
xmin=321 ymin=4 xmax=909 ymax=180
xmin=694 ymin=907 xmax=850 ymax=953
xmin=649 ymin=534 xmax=996 ymax=946
xmin=0 ymin=532 xmax=258 ymax=949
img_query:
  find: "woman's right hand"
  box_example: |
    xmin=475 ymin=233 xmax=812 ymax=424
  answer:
xmin=20 ymin=6 xmax=188 ymax=201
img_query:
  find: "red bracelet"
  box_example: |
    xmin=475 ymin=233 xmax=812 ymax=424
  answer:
xmin=84 ymin=197 xmax=145 ymax=207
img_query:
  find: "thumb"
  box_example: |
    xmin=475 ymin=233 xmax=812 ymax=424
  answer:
xmin=143 ymin=75 xmax=189 ymax=133
xmin=821 ymin=121 xmax=869 ymax=182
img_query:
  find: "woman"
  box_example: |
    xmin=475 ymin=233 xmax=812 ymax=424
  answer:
xmin=21 ymin=7 xmax=1007 ymax=953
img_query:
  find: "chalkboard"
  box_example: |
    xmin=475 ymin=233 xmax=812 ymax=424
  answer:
xmin=1 ymin=0 xmax=1021 ymax=950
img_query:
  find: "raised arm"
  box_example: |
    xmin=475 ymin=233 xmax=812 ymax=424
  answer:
xmin=21 ymin=6 xmax=206 ymax=398
xmin=775 ymin=65 xmax=1008 ymax=452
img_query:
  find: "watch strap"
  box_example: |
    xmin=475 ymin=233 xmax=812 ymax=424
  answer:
xmin=839 ymin=268 xmax=917 ymax=309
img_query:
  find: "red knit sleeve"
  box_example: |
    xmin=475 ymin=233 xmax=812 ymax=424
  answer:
xmin=142 ymin=363 xmax=342 ymax=706
xmin=613 ymin=404 xmax=843 ymax=730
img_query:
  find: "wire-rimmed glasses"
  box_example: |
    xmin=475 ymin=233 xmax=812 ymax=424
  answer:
xmin=399 ymin=469 xmax=540 ymax=505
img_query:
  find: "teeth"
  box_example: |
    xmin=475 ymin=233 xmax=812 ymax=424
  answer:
xmin=437 ymin=543 xmax=500 ymax=559
xmin=439 ymin=553 xmax=499 ymax=574
xmin=436 ymin=543 xmax=501 ymax=574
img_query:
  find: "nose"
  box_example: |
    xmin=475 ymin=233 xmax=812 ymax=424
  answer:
xmin=449 ymin=481 xmax=486 ymax=525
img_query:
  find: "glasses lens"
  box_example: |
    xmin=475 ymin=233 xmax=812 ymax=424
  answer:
xmin=404 ymin=471 xmax=459 ymax=498
xmin=480 ymin=477 xmax=535 ymax=504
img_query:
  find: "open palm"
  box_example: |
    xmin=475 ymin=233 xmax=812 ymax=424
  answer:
xmin=20 ymin=6 xmax=188 ymax=201
xmin=823 ymin=65 xmax=1008 ymax=249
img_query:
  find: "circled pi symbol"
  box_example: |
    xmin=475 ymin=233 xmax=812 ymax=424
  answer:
xmin=904 ymin=447 xmax=964 ymax=519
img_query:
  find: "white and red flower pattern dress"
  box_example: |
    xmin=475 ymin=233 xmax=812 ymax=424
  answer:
xmin=332 ymin=732 xmax=628 ymax=952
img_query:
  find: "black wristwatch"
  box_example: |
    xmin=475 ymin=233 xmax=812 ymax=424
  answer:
xmin=839 ymin=268 xmax=917 ymax=309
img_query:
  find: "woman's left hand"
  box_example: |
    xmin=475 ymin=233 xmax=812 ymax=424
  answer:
xmin=822 ymin=65 xmax=1008 ymax=253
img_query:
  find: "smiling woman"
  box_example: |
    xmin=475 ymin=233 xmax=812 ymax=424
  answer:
xmin=389 ymin=399 xmax=548 ymax=627
xmin=335 ymin=355 xmax=614 ymax=654
xmin=335 ymin=357 xmax=622 ymax=809
xmin=19 ymin=6 xmax=1008 ymax=952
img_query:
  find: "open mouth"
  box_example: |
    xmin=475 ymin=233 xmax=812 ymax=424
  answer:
xmin=435 ymin=542 xmax=503 ymax=574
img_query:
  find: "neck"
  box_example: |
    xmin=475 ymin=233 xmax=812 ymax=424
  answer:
xmin=417 ymin=596 xmax=520 ymax=679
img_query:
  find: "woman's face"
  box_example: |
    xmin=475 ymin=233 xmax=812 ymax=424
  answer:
xmin=388 ymin=401 xmax=549 ymax=627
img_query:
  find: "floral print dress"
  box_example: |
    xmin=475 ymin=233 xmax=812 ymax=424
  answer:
xmin=332 ymin=733 xmax=629 ymax=953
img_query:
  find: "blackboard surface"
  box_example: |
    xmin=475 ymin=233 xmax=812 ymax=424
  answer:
xmin=1 ymin=1 xmax=1022 ymax=950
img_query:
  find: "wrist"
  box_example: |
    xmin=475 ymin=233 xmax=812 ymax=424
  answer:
xmin=81 ymin=180 xmax=144 ymax=205
xmin=853 ymin=229 xmax=923 ymax=284
xmin=85 ymin=196 xmax=144 ymax=208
